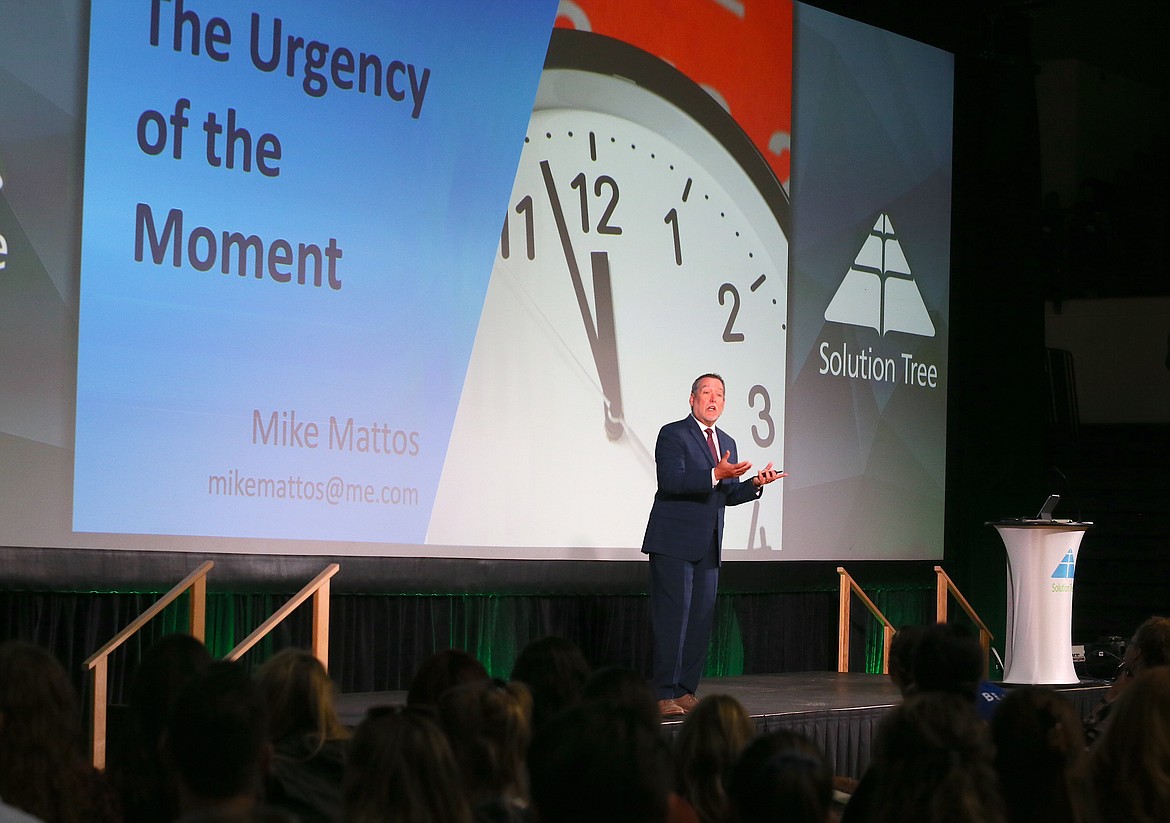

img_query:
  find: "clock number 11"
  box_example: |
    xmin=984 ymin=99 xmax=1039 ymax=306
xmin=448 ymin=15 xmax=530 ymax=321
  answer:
xmin=500 ymin=195 xmax=535 ymax=261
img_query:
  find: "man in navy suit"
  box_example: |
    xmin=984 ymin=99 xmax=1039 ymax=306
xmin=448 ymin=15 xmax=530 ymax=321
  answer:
xmin=642 ymin=373 xmax=784 ymax=717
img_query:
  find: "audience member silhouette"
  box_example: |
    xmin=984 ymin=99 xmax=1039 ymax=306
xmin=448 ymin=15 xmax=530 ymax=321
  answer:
xmin=343 ymin=706 xmax=471 ymax=823
xmin=580 ymin=665 xmax=661 ymax=730
xmin=899 ymin=622 xmax=1004 ymax=720
xmin=406 ymin=648 xmax=489 ymax=708
xmin=1087 ymin=666 xmax=1170 ymax=822
xmin=1083 ymin=614 xmax=1170 ymax=744
xmin=912 ymin=622 xmax=981 ymax=697
xmin=0 ymin=641 xmax=119 ymax=823
xmin=674 ymin=694 xmax=755 ymax=823
xmin=437 ymin=679 xmax=533 ymax=823
xmin=990 ymin=686 xmax=1092 ymax=823
xmin=841 ymin=692 xmax=1006 ymax=823
xmin=528 ymin=701 xmax=677 ymax=823
xmin=106 ymin=633 xmax=212 ymax=823
xmin=886 ymin=623 xmax=924 ymax=696
xmin=729 ymin=730 xmax=833 ymax=823
xmin=255 ymin=649 xmax=350 ymax=823
xmin=163 ymin=660 xmax=293 ymax=822
xmin=510 ymin=636 xmax=591 ymax=733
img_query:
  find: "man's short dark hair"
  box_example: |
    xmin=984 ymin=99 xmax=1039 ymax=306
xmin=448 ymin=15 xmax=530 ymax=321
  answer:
xmin=691 ymin=373 xmax=725 ymax=396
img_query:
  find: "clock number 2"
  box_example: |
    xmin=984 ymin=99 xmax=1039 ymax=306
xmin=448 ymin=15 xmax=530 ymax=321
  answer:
xmin=570 ymin=173 xmax=623 ymax=236
xmin=749 ymin=384 xmax=775 ymax=447
xmin=719 ymin=283 xmax=745 ymax=342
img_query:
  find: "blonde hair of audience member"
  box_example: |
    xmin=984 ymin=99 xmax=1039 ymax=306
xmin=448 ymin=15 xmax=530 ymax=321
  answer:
xmin=437 ymin=680 xmax=533 ymax=813
xmin=860 ymin=691 xmax=1006 ymax=823
xmin=991 ymin=687 xmax=1092 ymax=823
xmin=673 ymin=694 xmax=756 ymax=823
xmin=0 ymin=641 xmax=118 ymax=823
xmin=1088 ymin=666 xmax=1170 ymax=823
xmin=256 ymin=648 xmax=350 ymax=753
xmin=343 ymin=707 xmax=472 ymax=823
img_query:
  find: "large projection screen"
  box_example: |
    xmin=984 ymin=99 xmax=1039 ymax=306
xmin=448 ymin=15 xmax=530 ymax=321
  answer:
xmin=0 ymin=0 xmax=952 ymax=562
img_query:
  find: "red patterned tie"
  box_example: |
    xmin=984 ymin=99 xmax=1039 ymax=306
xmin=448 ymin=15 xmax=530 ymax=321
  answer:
xmin=705 ymin=427 xmax=718 ymax=463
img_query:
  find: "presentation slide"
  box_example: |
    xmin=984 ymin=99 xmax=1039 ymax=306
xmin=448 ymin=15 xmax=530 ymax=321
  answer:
xmin=785 ymin=4 xmax=953 ymax=559
xmin=73 ymin=0 xmax=558 ymax=544
xmin=0 ymin=0 xmax=952 ymax=562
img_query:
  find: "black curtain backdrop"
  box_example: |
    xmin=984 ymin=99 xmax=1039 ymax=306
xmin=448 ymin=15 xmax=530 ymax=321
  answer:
xmin=0 ymin=573 xmax=937 ymax=705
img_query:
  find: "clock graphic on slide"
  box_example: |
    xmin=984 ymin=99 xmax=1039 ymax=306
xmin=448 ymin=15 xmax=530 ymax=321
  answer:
xmin=428 ymin=28 xmax=789 ymax=554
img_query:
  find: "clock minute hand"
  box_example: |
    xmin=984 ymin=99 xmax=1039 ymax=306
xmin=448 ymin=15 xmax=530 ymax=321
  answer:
xmin=540 ymin=160 xmax=595 ymax=350
xmin=539 ymin=160 xmax=625 ymax=440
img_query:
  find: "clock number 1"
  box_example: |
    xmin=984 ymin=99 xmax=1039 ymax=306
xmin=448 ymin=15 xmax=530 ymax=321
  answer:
xmin=719 ymin=283 xmax=744 ymax=342
xmin=665 ymin=208 xmax=682 ymax=265
xmin=749 ymin=384 xmax=775 ymax=448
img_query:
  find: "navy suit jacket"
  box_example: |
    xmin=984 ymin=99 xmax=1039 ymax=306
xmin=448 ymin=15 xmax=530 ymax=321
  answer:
xmin=641 ymin=416 xmax=761 ymax=563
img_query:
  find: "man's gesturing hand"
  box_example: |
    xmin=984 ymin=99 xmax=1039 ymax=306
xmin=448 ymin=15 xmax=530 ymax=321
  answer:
xmin=752 ymin=463 xmax=788 ymax=487
xmin=714 ymin=451 xmax=752 ymax=481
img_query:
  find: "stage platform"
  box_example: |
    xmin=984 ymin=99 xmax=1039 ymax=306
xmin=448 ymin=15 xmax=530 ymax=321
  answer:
xmin=335 ymin=672 xmax=1109 ymax=778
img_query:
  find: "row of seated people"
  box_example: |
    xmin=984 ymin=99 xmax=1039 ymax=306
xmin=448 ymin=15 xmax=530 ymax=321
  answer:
xmin=0 ymin=617 xmax=1168 ymax=822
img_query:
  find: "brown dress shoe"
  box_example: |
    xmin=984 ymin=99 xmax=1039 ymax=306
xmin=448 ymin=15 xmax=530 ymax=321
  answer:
xmin=658 ymin=698 xmax=686 ymax=718
xmin=674 ymin=693 xmax=700 ymax=712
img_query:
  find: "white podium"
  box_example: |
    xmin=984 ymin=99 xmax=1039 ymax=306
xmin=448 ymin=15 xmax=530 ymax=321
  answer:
xmin=990 ymin=520 xmax=1092 ymax=685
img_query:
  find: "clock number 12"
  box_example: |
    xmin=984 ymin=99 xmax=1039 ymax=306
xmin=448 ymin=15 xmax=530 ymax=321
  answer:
xmin=569 ymin=173 xmax=623 ymax=236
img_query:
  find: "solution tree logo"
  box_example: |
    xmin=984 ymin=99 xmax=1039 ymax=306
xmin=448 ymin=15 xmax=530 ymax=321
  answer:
xmin=1051 ymin=549 xmax=1077 ymax=579
xmin=824 ymin=213 xmax=935 ymax=337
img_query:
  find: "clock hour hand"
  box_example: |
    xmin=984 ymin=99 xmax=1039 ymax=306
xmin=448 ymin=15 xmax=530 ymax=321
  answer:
xmin=588 ymin=249 xmax=624 ymax=440
xmin=539 ymin=159 xmax=625 ymax=440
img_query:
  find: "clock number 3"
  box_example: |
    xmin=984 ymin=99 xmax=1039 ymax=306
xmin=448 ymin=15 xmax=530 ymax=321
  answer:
xmin=719 ymin=283 xmax=744 ymax=342
xmin=749 ymin=384 xmax=775 ymax=448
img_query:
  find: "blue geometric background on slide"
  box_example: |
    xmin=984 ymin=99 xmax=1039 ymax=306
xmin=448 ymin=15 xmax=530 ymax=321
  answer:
xmin=73 ymin=0 xmax=558 ymax=541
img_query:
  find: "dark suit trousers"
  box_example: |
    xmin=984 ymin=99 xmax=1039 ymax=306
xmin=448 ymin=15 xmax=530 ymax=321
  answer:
xmin=648 ymin=530 xmax=720 ymax=700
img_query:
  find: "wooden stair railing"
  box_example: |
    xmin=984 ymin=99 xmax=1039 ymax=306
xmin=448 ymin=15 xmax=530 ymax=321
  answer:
xmin=837 ymin=567 xmax=896 ymax=674
xmin=223 ymin=564 xmax=339 ymax=670
xmin=82 ymin=560 xmax=214 ymax=770
xmin=934 ymin=565 xmax=995 ymax=677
